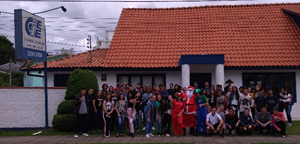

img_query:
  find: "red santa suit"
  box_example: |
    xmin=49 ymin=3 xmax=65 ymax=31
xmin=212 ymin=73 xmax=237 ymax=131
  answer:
xmin=182 ymin=86 xmax=196 ymax=128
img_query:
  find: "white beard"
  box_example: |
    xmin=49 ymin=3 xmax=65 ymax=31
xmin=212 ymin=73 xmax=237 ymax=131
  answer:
xmin=186 ymin=90 xmax=193 ymax=99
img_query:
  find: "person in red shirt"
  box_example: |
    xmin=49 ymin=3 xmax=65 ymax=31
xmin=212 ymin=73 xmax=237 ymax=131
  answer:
xmin=182 ymin=86 xmax=197 ymax=136
xmin=272 ymin=107 xmax=286 ymax=138
xmin=170 ymin=93 xmax=185 ymax=137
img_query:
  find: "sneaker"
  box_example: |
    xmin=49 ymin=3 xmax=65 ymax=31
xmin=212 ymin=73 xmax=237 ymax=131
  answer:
xmin=282 ymin=135 xmax=286 ymax=138
xmin=142 ymin=127 xmax=146 ymax=130
xmin=136 ymin=129 xmax=140 ymax=132
xmin=74 ymin=134 xmax=78 ymax=138
xmin=82 ymin=133 xmax=89 ymax=137
xmin=152 ymin=127 xmax=156 ymax=130
xmin=145 ymin=134 xmax=150 ymax=138
xmin=149 ymin=133 xmax=154 ymax=137
xmin=165 ymin=134 xmax=170 ymax=137
xmin=287 ymin=123 xmax=292 ymax=127
xmin=105 ymin=135 xmax=110 ymax=138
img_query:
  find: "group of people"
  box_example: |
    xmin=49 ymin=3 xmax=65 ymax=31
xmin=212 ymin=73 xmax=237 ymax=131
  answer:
xmin=73 ymin=79 xmax=293 ymax=139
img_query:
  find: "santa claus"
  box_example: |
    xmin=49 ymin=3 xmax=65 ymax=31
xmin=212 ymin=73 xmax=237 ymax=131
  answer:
xmin=182 ymin=86 xmax=196 ymax=136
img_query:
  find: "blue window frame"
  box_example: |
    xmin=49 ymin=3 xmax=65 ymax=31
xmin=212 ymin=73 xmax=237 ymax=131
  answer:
xmin=116 ymin=74 xmax=166 ymax=87
xmin=54 ymin=74 xmax=70 ymax=87
xmin=242 ymin=73 xmax=296 ymax=103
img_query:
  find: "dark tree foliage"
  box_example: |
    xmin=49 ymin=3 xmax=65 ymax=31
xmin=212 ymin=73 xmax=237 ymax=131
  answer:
xmin=0 ymin=36 xmax=15 ymax=65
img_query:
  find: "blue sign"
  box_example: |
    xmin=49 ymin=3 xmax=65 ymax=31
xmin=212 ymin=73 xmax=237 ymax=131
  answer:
xmin=14 ymin=9 xmax=46 ymax=61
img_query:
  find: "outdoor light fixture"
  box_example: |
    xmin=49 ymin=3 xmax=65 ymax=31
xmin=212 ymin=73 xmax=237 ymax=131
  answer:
xmin=33 ymin=6 xmax=67 ymax=15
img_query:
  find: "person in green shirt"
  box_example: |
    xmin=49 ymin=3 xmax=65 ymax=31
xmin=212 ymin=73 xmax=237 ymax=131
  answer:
xmin=195 ymin=89 xmax=208 ymax=136
xmin=155 ymin=94 xmax=165 ymax=136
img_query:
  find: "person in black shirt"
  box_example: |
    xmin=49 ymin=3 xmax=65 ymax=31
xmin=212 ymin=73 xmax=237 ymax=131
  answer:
xmin=266 ymin=89 xmax=278 ymax=115
xmin=207 ymin=89 xmax=216 ymax=107
xmin=87 ymin=88 xmax=95 ymax=131
xmin=92 ymin=90 xmax=103 ymax=131
xmin=167 ymin=83 xmax=175 ymax=98
xmin=134 ymin=92 xmax=143 ymax=131
xmin=255 ymin=88 xmax=267 ymax=115
xmin=225 ymin=108 xmax=238 ymax=135
xmin=237 ymin=108 xmax=255 ymax=135
xmin=224 ymin=79 xmax=233 ymax=93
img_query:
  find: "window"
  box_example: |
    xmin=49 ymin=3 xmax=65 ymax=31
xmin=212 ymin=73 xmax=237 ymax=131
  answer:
xmin=242 ymin=73 xmax=296 ymax=103
xmin=117 ymin=74 xmax=165 ymax=87
xmin=54 ymin=74 xmax=70 ymax=87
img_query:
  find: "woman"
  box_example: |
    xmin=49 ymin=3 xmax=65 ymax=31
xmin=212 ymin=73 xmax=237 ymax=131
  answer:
xmin=174 ymin=84 xmax=179 ymax=92
xmin=225 ymin=108 xmax=238 ymax=135
xmin=170 ymin=93 xmax=185 ymax=137
xmin=183 ymin=87 xmax=187 ymax=93
xmin=163 ymin=95 xmax=172 ymax=137
xmin=155 ymin=94 xmax=165 ymax=136
xmin=280 ymin=89 xmax=293 ymax=126
xmin=135 ymin=92 xmax=143 ymax=131
xmin=254 ymin=85 xmax=260 ymax=98
xmin=110 ymin=87 xmax=119 ymax=131
xmin=102 ymin=93 xmax=114 ymax=138
xmin=126 ymin=91 xmax=136 ymax=137
xmin=92 ymin=90 xmax=103 ymax=132
xmin=102 ymin=84 xmax=109 ymax=98
xmin=109 ymin=86 xmax=114 ymax=94
xmin=228 ymin=86 xmax=240 ymax=118
xmin=211 ymin=85 xmax=215 ymax=91
xmin=178 ymin=86 xmax=183 ymax=94
xmin=278 ymin=88 xmax=285 ymax=112
xmin=207 ymin=89 xmax=216 ymax=108
xmin=115 ymin=93 xmax=126 ymax=137
xmin=216 ymin=91 xmax=225 ymax=108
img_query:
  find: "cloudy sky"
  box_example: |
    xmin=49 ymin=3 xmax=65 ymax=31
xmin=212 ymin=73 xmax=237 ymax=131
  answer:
xmin=0 ymin=0 xmax=299 ymax=54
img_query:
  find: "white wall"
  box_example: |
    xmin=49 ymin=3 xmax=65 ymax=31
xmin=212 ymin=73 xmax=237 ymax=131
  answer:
xmin=0 ymin=88 xmax=66 ymax=128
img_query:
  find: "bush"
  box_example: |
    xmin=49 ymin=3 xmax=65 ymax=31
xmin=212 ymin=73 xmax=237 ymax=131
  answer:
xmin=57 ymin=100 xmax=74 ymax=114
xmin=52 ymin=114 xmax=76 ymax=131
xmin=65 ymin=68 xmax=99 ymax=100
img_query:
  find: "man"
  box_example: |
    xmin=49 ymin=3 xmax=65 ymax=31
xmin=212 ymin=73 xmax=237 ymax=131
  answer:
xmin=74 ymin=88 xmax=89 ymax=138
xmin=224 ymin=79 xmax=233 ymax=93
xmin=255 ymin=107 xmax=273 ymax=135
xmin=152 ymin=84 xmax=159 ymax=95
xmin=86 ymin=88 xmax=95 ymax=131
xmin=206 ymin=107 xmax=224 ymax=137
xmin=144 ymin=95 xmax=156 ymax=138
xmin=195 ymin=89 xmax=208 ymax=136
xmin=159 ymin=84 xmax=163 ymax=92
xmin=266 ymin=89 xmax=278 ymax=115
xmin=167 ymin=83 xmax=175 ymax=98
xmin=159 ymin=85 xmax=169 ymax=101
xmin=255 ymin=88 xmax=267 ymax=114
xmin=237 ymin=108 xmax=255 ymax=135
xmin=204 ymin=82 xmax=211 ymax=94
xmin=238 ymin=86 xmax=243 ymax=96
xmin=142 ymin=86 xmax=153 ymax=130
xmin=193 ymin=81 xmax=199 ymax=90
xmin=119 ymin=85 xmax=125 ymax=93
xmin=123 ymin=87 xmax=129 ymax=101
xmin=216 ymin=84 xmax=225 ymax=95
xmin=239 ymin=87 xmax=252 ymax=116
xmin=182 ymin=86 xmax=197 ymax=136
xmin=135 ymin=83 xmax=141 ymax=93
xmin=272 ymin=107 xmax=286 ymax=138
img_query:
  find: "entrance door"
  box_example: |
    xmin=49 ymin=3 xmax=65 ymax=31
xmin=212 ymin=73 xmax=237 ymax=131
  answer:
xmin=190 ymin=73 xmax=212 ymax=89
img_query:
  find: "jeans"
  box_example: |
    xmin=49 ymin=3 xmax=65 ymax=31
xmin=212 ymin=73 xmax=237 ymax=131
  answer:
xmin=144 ymin=110 xmax=154 ymax=135
xmin=255 ymin=122 xmax=273 ymax=133
xmin=74 ymin=113 xmax=88 ymax=134
xmin=285 ymin=103 xmax=292 ymax=124
xmin=272 ymin=121 xmax=286 ymax=135
xmin=157 ymin=113 xmax=164 ymax=133
xmin=117 ymin=112 xmax=126 ymax=134
xmin=92 ymin=109 xmax=102 ymax=131
xmin=103 ymin=112 xmax=112 ymax=137
xmin=134 ymin=110 xmax=143 ymax=130
xmin=127 ymin=108 xmax=136 ymax=133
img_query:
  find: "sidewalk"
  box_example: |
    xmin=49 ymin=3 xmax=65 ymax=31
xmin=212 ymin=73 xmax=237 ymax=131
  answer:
xmin=0 ymin=135 xmax=300 ymax=144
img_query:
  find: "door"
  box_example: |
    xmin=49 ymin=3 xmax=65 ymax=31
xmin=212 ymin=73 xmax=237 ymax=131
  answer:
xmin=190 ymin=73 xmax=212 ymax=89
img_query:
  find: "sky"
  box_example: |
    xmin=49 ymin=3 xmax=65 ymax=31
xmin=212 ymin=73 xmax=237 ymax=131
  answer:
xmin=0 ymin=0 xmax=299 ymax=54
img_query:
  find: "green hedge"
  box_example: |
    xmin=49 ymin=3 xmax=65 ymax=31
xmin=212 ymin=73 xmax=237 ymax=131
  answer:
xmin=64 ymin=68 xmax=99 ymax=100
xmin=57 ymin=100 xmax=74 ymax=114
xmin=52 ymin=114 xmax=76 ymax=131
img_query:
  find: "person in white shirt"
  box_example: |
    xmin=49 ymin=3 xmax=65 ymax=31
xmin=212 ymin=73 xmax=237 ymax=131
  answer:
xmin=206 ymin=107 xmax=224 ymax=137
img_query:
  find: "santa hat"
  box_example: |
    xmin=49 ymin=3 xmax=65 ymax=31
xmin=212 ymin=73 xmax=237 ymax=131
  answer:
xmin=114 ymin=87 xmax=119 ymax=91
xmin=188 ymin=86 xmax=194 ymax=90
xmin=176 ymin=92 xmax=182 ymax=97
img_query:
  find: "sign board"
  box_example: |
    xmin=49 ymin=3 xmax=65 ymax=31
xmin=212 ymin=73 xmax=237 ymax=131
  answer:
xmin=101 ymin=74 xmax=107 ymax=82
xmin=14 ymin=9 xmax=46 ymax=61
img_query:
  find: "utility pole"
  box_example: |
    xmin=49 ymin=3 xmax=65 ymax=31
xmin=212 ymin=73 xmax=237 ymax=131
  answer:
xmin=9 ymin=56 xmax=12 ymax=85
xmin=87 ymin=35 xmax=92 ymax=63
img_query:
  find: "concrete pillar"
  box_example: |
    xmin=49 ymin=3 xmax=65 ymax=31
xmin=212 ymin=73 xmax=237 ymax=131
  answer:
xmin=215 ymin=64 xmax=225 ymax=87
xmin=182 ymin=64 xmax=190 ymax=89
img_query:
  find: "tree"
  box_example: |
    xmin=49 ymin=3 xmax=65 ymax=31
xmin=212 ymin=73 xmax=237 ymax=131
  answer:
xmin=0 ymin=36 xmax=15 ymax=65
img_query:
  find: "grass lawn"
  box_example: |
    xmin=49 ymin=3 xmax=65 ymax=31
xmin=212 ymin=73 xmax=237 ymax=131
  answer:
xmin=1 ymin=121 xmax=299 ymax=137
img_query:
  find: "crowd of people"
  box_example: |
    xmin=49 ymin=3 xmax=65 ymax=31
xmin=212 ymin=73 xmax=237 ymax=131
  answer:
xmin=73 ymin=79 xmax=294 ymax=139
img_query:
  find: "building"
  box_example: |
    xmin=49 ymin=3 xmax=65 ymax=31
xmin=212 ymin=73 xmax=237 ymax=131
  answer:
xmin=93 ymin=31 xmax=114 ymax=49
xmin=23 ymin=3 xmax=300 ymax=119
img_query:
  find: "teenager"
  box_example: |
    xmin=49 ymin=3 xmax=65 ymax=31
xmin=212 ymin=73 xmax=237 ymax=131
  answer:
xmin=127 ymin=91 xmax=136 ymax=137
xmin=225 ymin=108 xmax=238 ymax=135
xmin=239 ymin=87 xmax=252 ymax=116
xmin=170 ymin=93 xmax=185 ymax=137
xmin=92 ymin=90 xmax=103 ymax=132
xmin=134 ymin=92 xmax=143 ymax=131
xmin=238 ymin=108 xmax=255 ymax=135
xmin=115 ymin=93 xmax=126 ymax=137
xmin=155 ymin=94 xmax=165 ymax=136
xmin=216 ymin=90 xmax=225 ymax=108
xmin=152 ymin=84 xmax=159 ymax=95
xmin=228 ymin=86 xmax=239 ymax=118
xmin=74 ymin=88 xmax=89 ymax=138
xmin=255 ymin=88 xmax=267 ymax=115
xmin=163 ymin=95 xmax=173 ymax=137
xmin=280 ymin=89 xmax=293 ymax=126
xmin=204 ymin=82 xmax=211 ymax=94
xmin=206 ymin=107 xmax=224 ymax=137
xmin=160 ymin=85 xmax=169 ymax=101
xmin=224 ymin=79 xmax=233 ymax=93
xmin=211 ymin=85 xmax=215 ymax=92
xmin=110 ymin=87 xmax=119 ymax=131
xmin=102 ymin=93 xmax=114 ymax=138
xmin=248 ymin=87 xmax=256 ymax=119
xmin=207 ymin=89 xmax=216 ymax=107
xmin=217 ymin=104 xmax=227 ymax=131
xmin=144 ymin=95 xmax=156 ymax=138
xmin=167 ymin=83 xmax=175 ymax=98
xmin=109 ymin=86 xmax=114 ymax=94
xmin=266 ymin=89 xmax=278 ymax=115
xmin=142 ymin=86 xmax=153 ymax=130
xmin=272 ymin=107 xmax=286 ymax=138
xmin=195 ymin=89 xmax=208 ymax=136
xmin=278 ymin=88 xmax=285 ymax=112
xmin=255 ymin=107 xmax=273 ymax=135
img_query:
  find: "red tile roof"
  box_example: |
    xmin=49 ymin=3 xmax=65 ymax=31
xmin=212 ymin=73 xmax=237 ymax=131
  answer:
xmin=27 ymin=48 xmax=108 ymax=69
xmin=102 ymin=3 xmax=300 ymax=68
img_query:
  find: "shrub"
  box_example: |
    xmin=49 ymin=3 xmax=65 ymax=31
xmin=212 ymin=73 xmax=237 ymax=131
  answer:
xmin=52 ymin=114 xmax=76 ymax=131
xmin=57 ymin=100 xmax=74 ymax=114
xmin=65 ymin=68 xmax=99 ymax=100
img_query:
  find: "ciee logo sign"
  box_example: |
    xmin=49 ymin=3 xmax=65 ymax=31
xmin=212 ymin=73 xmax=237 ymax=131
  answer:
xmin=25 ymin=17 xmax=42 ymax=39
